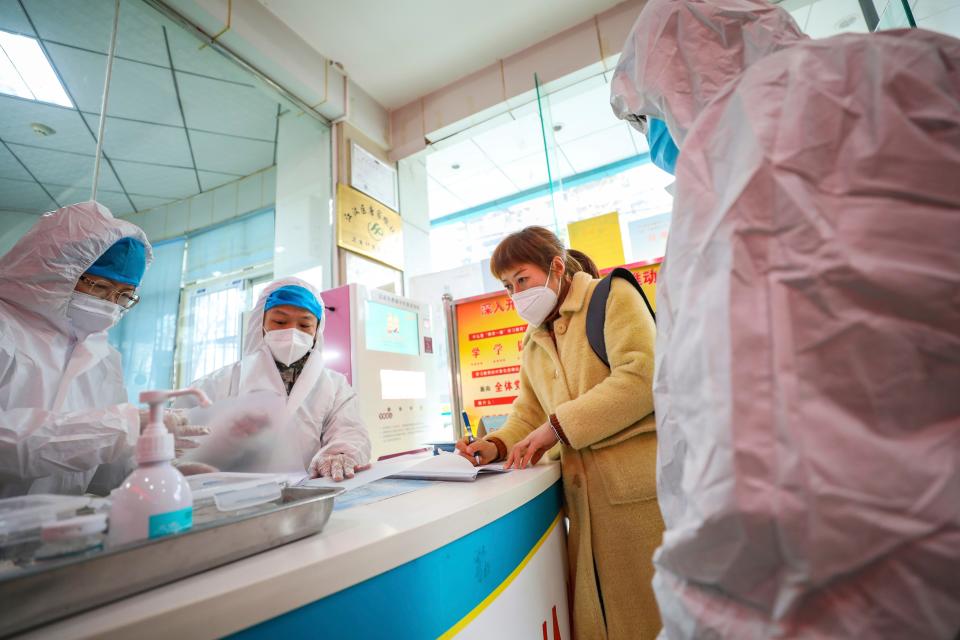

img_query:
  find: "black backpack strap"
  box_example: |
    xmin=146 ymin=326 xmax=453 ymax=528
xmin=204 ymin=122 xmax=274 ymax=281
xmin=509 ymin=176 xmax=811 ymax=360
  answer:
xmin=586 ymin=268 xmax=656 ymax=369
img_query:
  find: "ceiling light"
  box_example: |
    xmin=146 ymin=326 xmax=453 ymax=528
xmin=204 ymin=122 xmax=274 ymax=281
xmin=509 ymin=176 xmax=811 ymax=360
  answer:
xmin=30 ymin=122 xmax=55 ymax=136
xmin=0 ymin=29 xmax=72 ymax=107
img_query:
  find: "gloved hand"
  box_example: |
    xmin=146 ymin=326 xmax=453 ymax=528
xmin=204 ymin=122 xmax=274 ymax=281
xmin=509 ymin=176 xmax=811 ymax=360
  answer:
xmin=227 ymin=410 xmax=272 ymax=438
xmin=172 ymin=460 xmax=219 ymax=476
xmin=308 ymin=452 xmax=370 ymax=482
xmin=140 ymin=408 xmax=210 ymax=457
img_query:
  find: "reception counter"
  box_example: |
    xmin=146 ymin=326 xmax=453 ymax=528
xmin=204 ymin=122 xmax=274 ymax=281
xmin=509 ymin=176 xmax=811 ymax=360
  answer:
xmin=17 ymin=462 xmax=567 ymax=639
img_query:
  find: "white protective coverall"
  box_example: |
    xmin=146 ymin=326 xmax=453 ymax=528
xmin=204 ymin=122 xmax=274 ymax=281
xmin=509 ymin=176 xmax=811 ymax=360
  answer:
xmin=175 ymin=277 xmax=371 ymax=475
xmin=611 ymin=1 xmax=960 ymax=638
xmin=0 ymin=202 xmax=152 ymax=497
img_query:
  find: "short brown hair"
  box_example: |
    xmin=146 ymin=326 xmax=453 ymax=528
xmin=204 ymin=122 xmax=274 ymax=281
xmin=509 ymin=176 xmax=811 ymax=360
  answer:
xmin=489 ymin=226 xmax=583 ymax=279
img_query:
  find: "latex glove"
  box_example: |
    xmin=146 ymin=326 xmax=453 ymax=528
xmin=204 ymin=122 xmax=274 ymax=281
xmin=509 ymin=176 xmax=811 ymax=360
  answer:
xmin=140 ymin=408 xmax=210 ymax=457
xmin=309 ymin=452 xmax=371 ymax=482
xmin=227 ymin=410 xmax=272 ymax=438
xmin=505 ymin=422 xmax=558 ymax=470
xmin=172 ymin=460 xmax=219 ymax=476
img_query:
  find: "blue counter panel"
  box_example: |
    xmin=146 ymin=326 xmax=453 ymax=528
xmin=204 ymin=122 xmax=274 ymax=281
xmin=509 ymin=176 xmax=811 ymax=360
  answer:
xmin=231 ymin=479 xmax=563 ymax=639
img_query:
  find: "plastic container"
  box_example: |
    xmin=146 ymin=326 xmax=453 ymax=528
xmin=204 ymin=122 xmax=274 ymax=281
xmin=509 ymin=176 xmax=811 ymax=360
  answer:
xmin=188 ymin=473 xmax=285 ymax=523
xmin=0 ymin=495 xmax=90 ymax=561
xmin=35 ymin=513 xmax=107 ymax=560
xmin=108 ymin=388 xmax=211 ymax=548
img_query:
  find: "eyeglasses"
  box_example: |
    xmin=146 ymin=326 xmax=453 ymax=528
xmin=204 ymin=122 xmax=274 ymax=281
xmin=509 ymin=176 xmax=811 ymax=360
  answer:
xmin=626 ymin=113 xmax=648 ymax=136
xmin=77 ymin=275 xmax=140 ymax=310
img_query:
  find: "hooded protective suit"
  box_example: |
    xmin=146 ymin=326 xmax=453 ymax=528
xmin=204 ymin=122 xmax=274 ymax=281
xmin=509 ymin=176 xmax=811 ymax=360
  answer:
xmin=0 ymin=202 xmax=153 ymax=497
xmin=612 ymin=1 xmax=960 ymax=637
xmin=175 ymin=277 xmax=370 ymax=474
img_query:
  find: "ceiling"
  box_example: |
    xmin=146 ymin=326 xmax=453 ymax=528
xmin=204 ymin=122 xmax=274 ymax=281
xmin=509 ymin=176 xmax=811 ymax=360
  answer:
xmin=422 ymin=72 xmax=649 ymax=219
xmin=778 ymin=0 xmax=959 ymax=36
xmin=257 ymin=0 xmax=626 ymax=109
xmin=0 ymin=0 xmax=289 ymax=217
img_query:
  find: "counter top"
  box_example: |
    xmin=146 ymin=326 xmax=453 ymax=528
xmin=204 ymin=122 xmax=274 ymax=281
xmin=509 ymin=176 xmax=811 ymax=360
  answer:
xmin=19 ymin=462 xmax=561 ymax=640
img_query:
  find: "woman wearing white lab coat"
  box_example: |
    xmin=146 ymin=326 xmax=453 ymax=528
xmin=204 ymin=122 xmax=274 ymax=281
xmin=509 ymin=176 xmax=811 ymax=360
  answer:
xmin=611 ymin=1 xmax=960 ymax=637
xmin=0 ymin=202 xmax=151 ymax=496
xmin=176 ymin=277 xmax=371 ymax=480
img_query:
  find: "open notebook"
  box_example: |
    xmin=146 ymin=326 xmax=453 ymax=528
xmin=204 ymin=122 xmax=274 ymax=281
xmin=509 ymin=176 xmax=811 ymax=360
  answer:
xmin=387 ymin=453 xmax=511 ymax=482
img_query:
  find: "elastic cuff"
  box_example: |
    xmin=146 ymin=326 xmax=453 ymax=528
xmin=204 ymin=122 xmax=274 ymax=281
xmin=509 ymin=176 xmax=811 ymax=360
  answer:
xmin=486 ymin=436 xmax=508 ymax=462
xmin=549 ymin=414 xmax=570 ymax=446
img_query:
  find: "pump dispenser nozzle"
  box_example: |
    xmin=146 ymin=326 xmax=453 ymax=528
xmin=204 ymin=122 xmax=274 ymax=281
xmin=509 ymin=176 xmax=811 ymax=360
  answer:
xmin=137 ymin=388 xmax=212 ymax=464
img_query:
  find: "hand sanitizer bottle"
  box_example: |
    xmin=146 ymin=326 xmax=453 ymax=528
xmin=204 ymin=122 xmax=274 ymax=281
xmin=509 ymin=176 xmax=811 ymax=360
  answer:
xmin=108 ymin=388 xmax=211 ymax=547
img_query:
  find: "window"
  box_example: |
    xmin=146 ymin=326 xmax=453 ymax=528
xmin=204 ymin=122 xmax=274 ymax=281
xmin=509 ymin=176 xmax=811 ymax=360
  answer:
xmin=178 ymin=278 xmax=247 ymax=385
xmin=174 ymin=210 xmax=276 ymax=385
xmin=0 ymin=29 xmax=71 ymax=107
xmin=429 ymin=158 xmax=674 ymax=272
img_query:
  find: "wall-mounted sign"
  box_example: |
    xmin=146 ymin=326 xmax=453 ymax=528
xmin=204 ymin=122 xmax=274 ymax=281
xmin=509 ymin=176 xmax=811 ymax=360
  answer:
xmin=337 ymin=183 xmax=404 ymax=271
xmin=600 ymin=258 xmax=662 ymax=312
xmin=454 ymin=291 xmax=526 ymax=427
xmin=351 ymin=142 xmax=397 ymax=210
xmin=568 ymin=211 xmax=625 ymax=270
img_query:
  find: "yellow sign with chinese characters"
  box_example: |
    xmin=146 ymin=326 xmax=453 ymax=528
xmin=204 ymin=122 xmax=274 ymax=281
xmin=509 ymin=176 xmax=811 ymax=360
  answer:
xmin=600 ymin=259 xmax=662 ymax=311
xmin=568 ymin=211 xmax=625 ymax=271
xmin=337 ymin=183 xmax=404 ymax=270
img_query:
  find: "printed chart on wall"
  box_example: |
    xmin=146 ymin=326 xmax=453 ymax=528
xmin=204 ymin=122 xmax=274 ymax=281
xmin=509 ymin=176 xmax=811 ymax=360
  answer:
xmin=455 ymin=292 xmax=527 ymax=429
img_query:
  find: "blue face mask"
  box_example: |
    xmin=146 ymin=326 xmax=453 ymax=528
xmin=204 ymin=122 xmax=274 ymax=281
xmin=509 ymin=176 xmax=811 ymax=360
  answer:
xmin=646 ymin=118 xmax=680 ymax=175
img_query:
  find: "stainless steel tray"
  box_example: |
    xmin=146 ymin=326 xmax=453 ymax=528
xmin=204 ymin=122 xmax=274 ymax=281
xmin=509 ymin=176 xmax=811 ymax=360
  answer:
xmin=0 ymin=485 xmax=342 ymax=638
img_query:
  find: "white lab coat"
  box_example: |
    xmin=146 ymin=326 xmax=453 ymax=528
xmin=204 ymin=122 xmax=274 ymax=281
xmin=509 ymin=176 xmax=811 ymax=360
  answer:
xmin=612 ymin=1 xmax=960 ymax=638
xmin=175 ymin=277 xmax=371 ymax=474
xmin=0 ymin=202 xmax=152 ymax=497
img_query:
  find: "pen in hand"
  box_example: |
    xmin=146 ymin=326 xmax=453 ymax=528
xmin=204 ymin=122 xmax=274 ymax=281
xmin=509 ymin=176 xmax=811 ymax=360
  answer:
xmin=462 ymin=411 xmax=481 ymax=466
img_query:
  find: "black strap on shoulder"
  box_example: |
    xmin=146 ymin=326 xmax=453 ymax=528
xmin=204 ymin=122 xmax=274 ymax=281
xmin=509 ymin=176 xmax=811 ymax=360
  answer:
xmin=586 ymin=267 xmax=656 ymax=369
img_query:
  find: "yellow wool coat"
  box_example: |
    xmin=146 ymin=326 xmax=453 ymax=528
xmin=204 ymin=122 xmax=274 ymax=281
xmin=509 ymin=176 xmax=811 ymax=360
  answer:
xmin=489 ymin=271 xmax=663 ymax=640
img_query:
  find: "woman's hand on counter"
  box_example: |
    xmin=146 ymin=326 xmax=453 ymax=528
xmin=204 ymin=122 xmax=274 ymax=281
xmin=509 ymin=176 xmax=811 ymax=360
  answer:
xmin=455 ymin=437 xmax=499 ymax=467
xmin=505 ymin=423 xmax=558 ymax=470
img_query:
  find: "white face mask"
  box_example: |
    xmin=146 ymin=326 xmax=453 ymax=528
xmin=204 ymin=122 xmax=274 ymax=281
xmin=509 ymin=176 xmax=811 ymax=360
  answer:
xmin=510 ymin=269 xmax=561 ymax=328
xmin=264 ymin=328 xmax=315 ymax=366
xmin=66 ymin=291 xmax=124 ymax=335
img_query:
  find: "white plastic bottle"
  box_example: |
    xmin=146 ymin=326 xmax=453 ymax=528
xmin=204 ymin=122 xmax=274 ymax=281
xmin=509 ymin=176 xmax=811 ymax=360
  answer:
xmin=108 ymin=388 xmax=211 ymax=547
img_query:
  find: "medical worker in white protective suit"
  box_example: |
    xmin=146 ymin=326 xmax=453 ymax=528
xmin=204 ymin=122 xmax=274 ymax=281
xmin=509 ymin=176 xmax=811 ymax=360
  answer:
xmin=0 ymin=202 xmax=210 ymax=497
xmin=611 ymin=1 xmax=960 ymax=638
xmin=175 ymin=277 xmax=371 ymax=481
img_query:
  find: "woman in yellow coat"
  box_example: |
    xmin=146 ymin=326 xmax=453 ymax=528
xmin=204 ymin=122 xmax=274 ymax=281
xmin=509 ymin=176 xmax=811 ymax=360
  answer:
xmin=457 ymin=226 xmax=664 ymax=639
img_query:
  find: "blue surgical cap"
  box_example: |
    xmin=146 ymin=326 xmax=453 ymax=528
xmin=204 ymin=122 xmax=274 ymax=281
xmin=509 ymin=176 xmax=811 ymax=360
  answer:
xmin=264 ymin=285 xmax=323 ymax=322
xmin=85 ymin=237 xmax=147 ymax=286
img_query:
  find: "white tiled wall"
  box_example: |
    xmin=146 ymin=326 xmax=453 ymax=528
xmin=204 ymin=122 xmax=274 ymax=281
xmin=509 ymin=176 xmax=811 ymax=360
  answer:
xmin=122 ymin=166 xmax=277 ymax=242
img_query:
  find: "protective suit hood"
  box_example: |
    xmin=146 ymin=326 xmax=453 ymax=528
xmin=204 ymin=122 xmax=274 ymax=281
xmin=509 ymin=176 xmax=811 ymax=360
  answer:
xmin=610 ymin=0 xmax=806 ymax=143
xmin=0 ymin=201 xmax=152 ymax=332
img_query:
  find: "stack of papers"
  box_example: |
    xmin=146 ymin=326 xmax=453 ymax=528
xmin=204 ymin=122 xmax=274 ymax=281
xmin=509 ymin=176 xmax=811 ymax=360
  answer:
xmin=288 ymin=452 xmax=511 ymax=492
xmin=387 ymin=454 xmax=511 ymax=482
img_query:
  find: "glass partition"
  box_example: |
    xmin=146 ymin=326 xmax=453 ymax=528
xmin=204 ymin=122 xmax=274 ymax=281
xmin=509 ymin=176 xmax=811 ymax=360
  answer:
xmin=875 ymin=0 xmax=918 ymax=29
xmin=1 ymin=0 xmax=331 ymax=399
xmin=404 ymin=71 xmax=674 ymax=275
